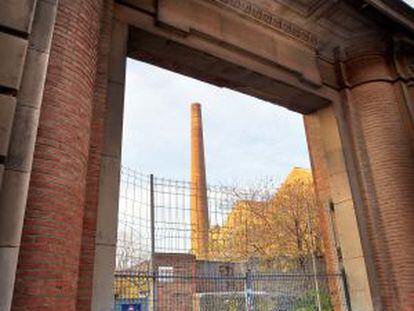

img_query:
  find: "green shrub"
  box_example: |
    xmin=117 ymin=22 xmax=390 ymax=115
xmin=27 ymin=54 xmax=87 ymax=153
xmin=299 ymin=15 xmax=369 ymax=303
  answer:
xmin=294 ymin=289 xmax=333 ymax=311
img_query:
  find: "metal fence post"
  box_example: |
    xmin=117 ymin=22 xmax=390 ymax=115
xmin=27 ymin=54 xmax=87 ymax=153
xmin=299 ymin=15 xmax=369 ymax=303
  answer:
xmin=150 ymin=174 xmax=155 ymax=255
xmin=150 ymin=174 xmax=156 ymax=311
xmin=245 ymin=269 xmax=253 ymax=311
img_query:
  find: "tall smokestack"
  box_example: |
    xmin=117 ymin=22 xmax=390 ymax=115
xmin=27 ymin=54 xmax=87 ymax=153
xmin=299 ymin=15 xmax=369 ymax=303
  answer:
xmin=190 ymin=103 xmax=209 ymax=259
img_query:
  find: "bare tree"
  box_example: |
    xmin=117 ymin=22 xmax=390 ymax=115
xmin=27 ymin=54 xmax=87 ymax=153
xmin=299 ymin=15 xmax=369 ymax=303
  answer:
xmin=208 ymin=169 xmax=323 ymax=272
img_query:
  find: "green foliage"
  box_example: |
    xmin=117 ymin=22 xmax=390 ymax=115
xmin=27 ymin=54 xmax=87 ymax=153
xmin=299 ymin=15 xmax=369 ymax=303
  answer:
xmin=294 ymin=289 xmax=333 ymax=311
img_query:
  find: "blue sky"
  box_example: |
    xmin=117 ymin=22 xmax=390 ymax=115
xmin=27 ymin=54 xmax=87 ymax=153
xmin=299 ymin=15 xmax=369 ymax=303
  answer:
xmin=122 ymin=59 xmax=310 ymax=185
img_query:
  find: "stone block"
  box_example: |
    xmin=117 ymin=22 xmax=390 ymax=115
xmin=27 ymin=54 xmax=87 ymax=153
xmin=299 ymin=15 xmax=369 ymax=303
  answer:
xmin=17 ymin=48 xmax=49 ymax=109
xmin=0 ymin=33 xmax=28 ymax=89
xmin=334 ymin=199 xmax=364 ymax=260
xmin=103 ymin=82 xmax=125 ymax=158
xmin=91 ymin=244 xmax=116 ymax=310
xmin=318 ymin=106 xmax=342 ymax=152
xmin=6 ymin=105 xmax=39 ymax=172
xmin=325 ymin=149 xmax=347 ymax=176
xmin=344 ymin=257 xmax=371 ymax=292
xmin=157 ymin=0 xmax=322 ymax=86
xmin=0 ymin=0 xmax=36 ymax=34
xmin=343 ymin=257 xmax=373 ymax=311
xmin=329 ymin=171 xmax=352 ymax=204
xmin=0 ymin=246 xmax=19 ymax=311
xmin=108 ymin=21 xmax=128 ymax=84
xmin=348 ymin=288 xmax=374 ymax=311
xmin=29 ymin=0 xmax=58 ymax=53
xmin=0 ymin=95 xmax=16 ymax=156
xmin=96 ymin=156 xmax=121 ymax=245
xmin=0 ymin=169 xmax=30 ymax=246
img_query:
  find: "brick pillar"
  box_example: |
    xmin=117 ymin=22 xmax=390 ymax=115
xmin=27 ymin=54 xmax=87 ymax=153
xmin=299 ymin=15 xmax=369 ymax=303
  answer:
xmin=76 ymin=1 xmax=114 ymax=310
xmin=339 ymin=37 xmax=414 ymax=310
xmin=190 ymin=103 xmax=209 ymax=260
xmin=12 ymin=0 xmax=105 ymax=309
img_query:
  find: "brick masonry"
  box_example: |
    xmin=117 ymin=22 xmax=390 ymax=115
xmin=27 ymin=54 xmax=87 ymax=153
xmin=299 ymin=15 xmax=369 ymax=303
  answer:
xmin=306 ymin=38 xmax=414 ymax=311
xmin=190 ymin=103 xmax=210 ymax=260
xmin=344 ymin=76 xmax=414 ymax=310
xmin=12 ymin=0 xmax=105 ymax=309
xmin=151 ymin=254 xmax=242 ymax=310
xmin=153 ymin=253 xmax=197 ymax=311
xmin=0 ymin=1 xmax=413 ymax=311
xmin=76 ymin=1 xmax=114 ymax=310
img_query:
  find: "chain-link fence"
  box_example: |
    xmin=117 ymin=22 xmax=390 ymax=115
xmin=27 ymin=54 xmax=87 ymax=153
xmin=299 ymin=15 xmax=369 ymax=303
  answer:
xmin=115 ymin=167 xmax=350 ymax=310
xmin=114 ymin=271 xmax=348 ymax=311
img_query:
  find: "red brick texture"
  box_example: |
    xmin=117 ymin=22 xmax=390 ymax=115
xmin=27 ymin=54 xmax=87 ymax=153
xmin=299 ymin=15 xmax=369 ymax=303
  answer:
xmin=342 ymin=54 xmax=414 ymax=310
xmin=8 ymin=2 xmax=414 ymax=311
xmin=12 ymin=0 xmax=105 ymax=309
xmin=76 ymin=1 xmax=114 ymax=309
xmin=153 ymin=254 xmax=197 ymax=311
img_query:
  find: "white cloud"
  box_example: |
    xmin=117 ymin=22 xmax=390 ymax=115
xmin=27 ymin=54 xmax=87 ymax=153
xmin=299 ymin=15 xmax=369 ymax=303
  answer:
xmin=123 ymin=59 xmax=310 ymax=185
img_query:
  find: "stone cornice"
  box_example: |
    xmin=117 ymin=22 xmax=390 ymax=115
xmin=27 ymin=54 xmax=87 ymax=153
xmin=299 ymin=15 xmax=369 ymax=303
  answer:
xmin=207 ymin=0 xmax=319 ymax=49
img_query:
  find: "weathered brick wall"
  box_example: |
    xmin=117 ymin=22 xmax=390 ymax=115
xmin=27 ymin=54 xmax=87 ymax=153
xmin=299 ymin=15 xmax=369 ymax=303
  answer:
xmin=12 ymin=0 xmax=105 ymax=309
xmin=348 ymin=83 xmax=414 ymax=309
xmin=340 ymin=43 xmax=414 ymax=310
xmin=76 ymin=0 xmax=114 ymax=309
xmin=196 ymin=261 xmax=242 ymax=293
xmin=307 ymin=38 xmax=414 ymax=310
xmin=153 ymin=253 xmax=196 ymax=311
xmin=1 ymin=2 xmax=412 ymax=310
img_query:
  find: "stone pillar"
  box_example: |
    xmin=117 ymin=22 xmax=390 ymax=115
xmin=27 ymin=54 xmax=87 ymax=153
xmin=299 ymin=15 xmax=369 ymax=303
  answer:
xmin=190 ymin=103 xmax=209 ymax=260
xmin=337 ymin=36 xmax=414 ymax=310
xmin=0 ymin=1 xmax=57 ymax=310
xmin=304 ymin=106 xmax=373 ymax=311
xmin=91 ymin=19 xmax=128 ymax=311
xmin=304 ymin=113 xmax=343 ymax=311
xmin=11 ymin=0 xmax=105 ymax=309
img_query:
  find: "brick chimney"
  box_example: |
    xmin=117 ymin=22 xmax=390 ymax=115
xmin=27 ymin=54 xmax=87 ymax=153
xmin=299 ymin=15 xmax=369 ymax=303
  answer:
xmin=190 ymin=103 xmax=209 ymax=259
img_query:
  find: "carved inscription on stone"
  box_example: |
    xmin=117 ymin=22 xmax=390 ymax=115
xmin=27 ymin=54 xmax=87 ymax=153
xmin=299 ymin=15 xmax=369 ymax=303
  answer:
xmin=209 ymin=0 xmax=318 ymax=48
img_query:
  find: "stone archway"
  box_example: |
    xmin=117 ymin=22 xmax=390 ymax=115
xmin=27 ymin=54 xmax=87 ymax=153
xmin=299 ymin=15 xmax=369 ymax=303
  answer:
xmin=0 ymin=1 xmax=413 ymax=310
